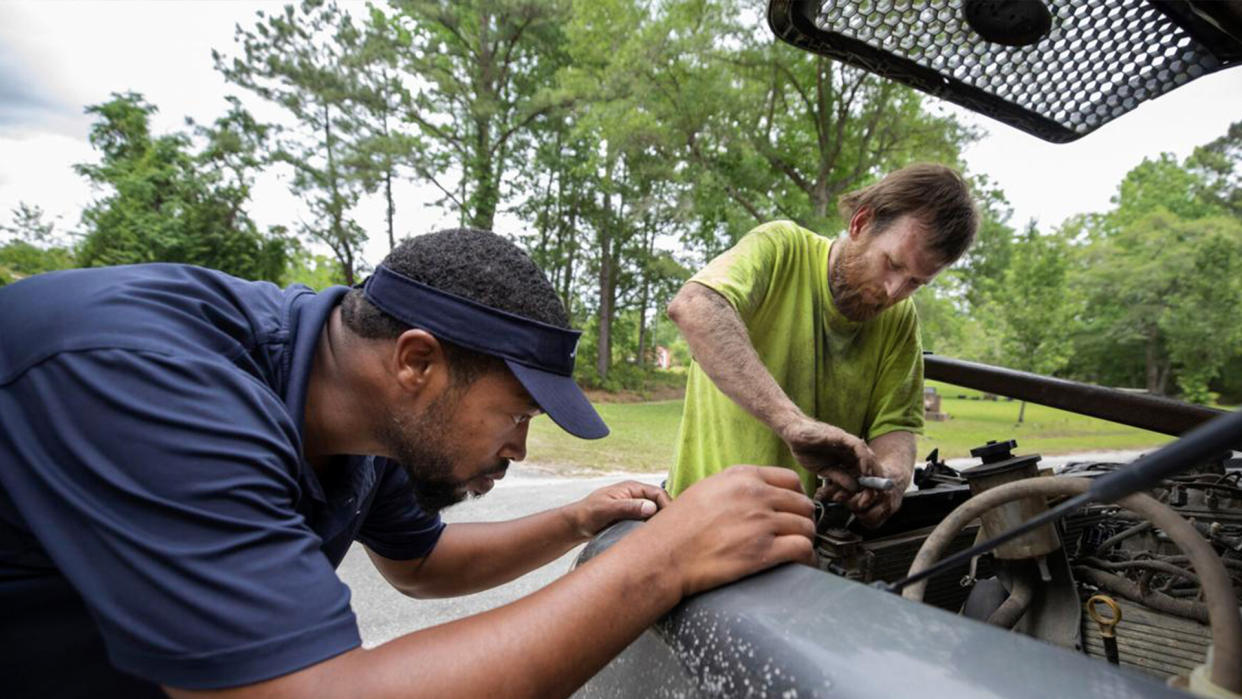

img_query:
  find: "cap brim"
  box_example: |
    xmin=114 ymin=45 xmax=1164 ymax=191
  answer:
xmin=506 ymin=359 xmax=609 ymax=440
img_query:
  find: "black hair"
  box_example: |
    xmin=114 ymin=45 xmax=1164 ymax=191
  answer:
xmin=341 ymin=228 xmax=569 ymax=382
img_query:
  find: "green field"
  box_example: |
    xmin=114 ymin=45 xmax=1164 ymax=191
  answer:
xmin=526 ymin=381 xmax=1174 ymax=474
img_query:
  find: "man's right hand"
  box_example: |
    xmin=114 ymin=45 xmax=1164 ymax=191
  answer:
xmin=777 ymin=415 xmax=877 ymax=494
xmin=639 ymin=465 xmax=816 ymax=597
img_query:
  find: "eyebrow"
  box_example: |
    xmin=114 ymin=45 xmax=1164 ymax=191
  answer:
xmin=889 ymin=254 xmax=932 ymax=284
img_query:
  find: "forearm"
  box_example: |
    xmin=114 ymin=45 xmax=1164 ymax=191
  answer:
xmin=868 ymin=431 xmax=917 ymax=485
xmin=172 ymin=524 xmax=684 ymax=699
xmin=667 ymin=282 xmax=803 ymax=434
xmin=371 ymin=506 xmax=587 ymax=598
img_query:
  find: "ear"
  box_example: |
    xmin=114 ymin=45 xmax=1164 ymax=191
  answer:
xmin=847 ymin=207 xmax=872 ymax=240
xmin=390 ymin=329 xmax=448 ymax=397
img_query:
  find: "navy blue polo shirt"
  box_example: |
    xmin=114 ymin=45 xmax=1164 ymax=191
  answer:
xmin=0 ymin=264 xmax=445 ymax=695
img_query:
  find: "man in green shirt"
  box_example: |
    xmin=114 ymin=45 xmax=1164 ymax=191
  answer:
xmin=666 ymin=163 xmax=978 ymax=527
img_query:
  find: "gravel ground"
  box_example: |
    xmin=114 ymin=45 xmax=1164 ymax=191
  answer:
xmin=339 ymin=449 xmax=1156 ymax=647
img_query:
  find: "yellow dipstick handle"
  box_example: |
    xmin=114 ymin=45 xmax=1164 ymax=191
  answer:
xmin=1087 ymin=594 xmax=1122 ymax=637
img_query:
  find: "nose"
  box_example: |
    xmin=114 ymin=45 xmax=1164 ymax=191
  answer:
xmin=883 ymin=274 xmax=904 ymax=300
xmin=499 ymin=421 xmax=529 ymax=462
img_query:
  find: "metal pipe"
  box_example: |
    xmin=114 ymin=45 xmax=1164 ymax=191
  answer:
xmin=1094 ymin=521 xmax=1152 ymax=553
xmin=902 ymin=477 xmax=1242 ymax=692
xmin=923 ymin=354 xmax=1228 ymax=439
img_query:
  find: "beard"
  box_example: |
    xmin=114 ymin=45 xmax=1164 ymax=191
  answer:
xmin=829 ymin=241 xmax=889 ymax=322
xmin=378 ymin=388 xmax=507 ymax=515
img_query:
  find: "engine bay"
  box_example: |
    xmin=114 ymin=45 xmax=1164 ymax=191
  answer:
xmin=814 ymin=441 xmax=1242 ymax=686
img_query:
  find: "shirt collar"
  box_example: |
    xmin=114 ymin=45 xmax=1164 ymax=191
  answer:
xmin=283 ymin=285 xmax=349 ymax=503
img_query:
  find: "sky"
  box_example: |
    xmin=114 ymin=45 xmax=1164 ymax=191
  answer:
xmin=1 ymin=0 xmax=1240 ymax=270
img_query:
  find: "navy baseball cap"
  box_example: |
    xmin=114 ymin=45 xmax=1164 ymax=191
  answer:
xmin=362 ymin=265 xmax=609 ymax=439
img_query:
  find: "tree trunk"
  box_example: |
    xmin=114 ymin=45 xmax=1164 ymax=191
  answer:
xmin=636 ymin=223 xmax=655 ymax=366
xmin=1145 ymin=328 xmax=1162 ymax=394
xmin=1017 ymin=400 xmax=1027 ymax=423
xmin=323 ymin=104 xmax=354 ymax=285
xmin=596 ymin=217 xmax=613 ymax=379
xmin=560 ymin=208 xmax=577 ymax=321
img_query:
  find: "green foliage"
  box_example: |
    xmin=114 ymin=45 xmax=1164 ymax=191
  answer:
xmin=390 ymin=0 xmax=571 ymax=231
xmin=984 ymin=224 xmax=1078 ymax=376
xmin=74 ymin=93 xmax=291 ymax=282
xmin=283 ymin=244 xmax=348 ymax=290
xmin=1187 ymin=120 xmax=1242 ymax=218
xmin=216 ymin=0 xmax=369 ymax=284
xmin=0 ymin=241 xmax=76 ymax=286
xmin=1072 ymin=209 xmax=1242 ymax=400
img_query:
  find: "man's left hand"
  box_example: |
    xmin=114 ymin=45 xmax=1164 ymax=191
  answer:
xmin=815 ymin=459 xmax=911 ymax=528
xmin=567 ymin=481 xmax=672 ymax=539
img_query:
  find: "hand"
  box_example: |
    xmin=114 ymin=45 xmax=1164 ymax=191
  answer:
xmin=777 ymin=415 xmax=877 ymax=493
xmin=815 ymin=458 xmax=911 ymax=528
xmin=638 ymin=465 xmax=816 ymax=597
xmin=567 ymin=480 xmax=672 ymax=539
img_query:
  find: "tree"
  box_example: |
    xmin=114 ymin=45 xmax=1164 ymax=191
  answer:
xmin=391 ymin=0 xmax=572 ymax=231
xmin=339 ymin=6 xmax=421 ymax=251
xmin=216 ymin=0 xmax=369 ymax=283
xmin=606 ymin=0 xmax=975 ymax=245
xmin=982 ymin=224 xmax=1079 ymax=420
xmin=0 ymin=203 xmax=76 ymax=286
xmin=73 ymin=93 xmax=289 ymax=282
xmin=1187 ymin=120 xmax=1242 ymax=219
xmin=1074 ymin=209 xmax=1242 ymax=400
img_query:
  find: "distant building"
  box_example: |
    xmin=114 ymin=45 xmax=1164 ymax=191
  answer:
xmin=924 ymin=386 xmax=948 ymax=421
xmin=655 ymin=346 xmax=671 ymax=370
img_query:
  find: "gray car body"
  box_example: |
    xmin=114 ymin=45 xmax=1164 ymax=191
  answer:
xmin=574 ymin=520 xmax=1184 ymax=699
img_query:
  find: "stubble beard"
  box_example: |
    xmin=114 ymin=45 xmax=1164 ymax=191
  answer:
xmin=379 ymin=388 xmax=503 ymax=515
xmin=829 ymin=241 xmax=888 ymax=322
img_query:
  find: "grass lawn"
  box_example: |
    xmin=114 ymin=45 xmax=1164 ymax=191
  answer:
xmin=526 ymin=381 xmax=1175 ymax=474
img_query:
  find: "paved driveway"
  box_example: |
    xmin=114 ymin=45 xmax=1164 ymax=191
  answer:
xmin=338 ymin=467 xmax=664 ymax=647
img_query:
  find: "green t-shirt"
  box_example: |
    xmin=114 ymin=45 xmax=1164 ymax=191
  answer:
xmin=667 ymin=221 xmax=925 ymax=497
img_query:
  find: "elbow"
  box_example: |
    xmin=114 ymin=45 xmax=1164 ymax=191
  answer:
xmin=389 ymin=577 xmax=458 ymax=600
xmin=666 ymin=285 xmax=695 ymax=326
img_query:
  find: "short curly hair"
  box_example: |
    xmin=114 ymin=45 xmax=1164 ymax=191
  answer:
xmin=341 ymin=228 xmax=569 ymax=382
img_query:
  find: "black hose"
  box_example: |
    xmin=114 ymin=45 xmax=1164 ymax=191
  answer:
xmin=986 ymin=572 xmax=1035 ymax=629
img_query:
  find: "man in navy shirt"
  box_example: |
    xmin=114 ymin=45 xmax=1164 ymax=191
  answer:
xmin=0 ymin=228 xmax=816 ymax=698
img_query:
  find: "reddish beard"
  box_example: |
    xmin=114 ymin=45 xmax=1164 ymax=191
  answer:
xmin=829 ymin=242 xmax=889 ymax=322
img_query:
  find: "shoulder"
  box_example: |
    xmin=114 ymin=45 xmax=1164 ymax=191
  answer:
xmin=0 ymin=264 xmax=299 ymax=385
xmin=877 ymin=298 xmax=921 ymax=339
xmin=743 ymin=220 xmax=826 ymax=249
xmin=716 ymin=220 xmax=830 ymax=270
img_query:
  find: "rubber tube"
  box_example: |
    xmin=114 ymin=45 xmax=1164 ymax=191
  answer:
xmin=985 ymin=571 xmax=1035 ymax=629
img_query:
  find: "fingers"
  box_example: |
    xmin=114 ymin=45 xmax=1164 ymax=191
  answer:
xmin=601 ymin=481 xmax=671 ymax=510
xmin=748 ymin=464 xmax=805 ymax=492
xmin=763 ymin=487 xmax=816 ymax=519
xmin=817 ymin=468 xmax=859 ymax=494
xmin=768 ymin=533 xmax=817 ymax=567
xmin=626 ymin=498 xmax=658 ymax=518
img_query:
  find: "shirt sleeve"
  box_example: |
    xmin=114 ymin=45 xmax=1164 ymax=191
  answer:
xmin=688 ymin=222 xmax=801 ymax=323
xmin=865 ymin=303 xmax=926 ymax=440
xmin=0 ymin=349 xmax=360 ymax=690
xmin=356 ymin=460 xmax=446 ymax=560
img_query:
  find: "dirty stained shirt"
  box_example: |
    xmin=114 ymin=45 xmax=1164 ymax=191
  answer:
xmin=666 ymin=221 xmax=925 ymax=497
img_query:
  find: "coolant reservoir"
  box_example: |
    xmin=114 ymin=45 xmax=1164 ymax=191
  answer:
xmin=961 ymin=440 xmax=1062 ymax=560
